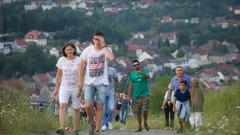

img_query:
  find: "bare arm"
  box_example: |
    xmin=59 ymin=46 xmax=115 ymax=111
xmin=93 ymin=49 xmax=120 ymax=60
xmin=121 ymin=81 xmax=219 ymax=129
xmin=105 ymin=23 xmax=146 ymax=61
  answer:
xmin=162 ymin=99 xmax=166 ymax=109
xmin=173 ymin=97 xmax=176 ymax=112
xmin=53 ymin=68 xmax=62 ymax=97
xmin=138 ymin=69 xmax=150 ymax=78
xmin=99 ymin=36 xmax=114 ymax=61
xmin=127 ymin=82 xmax=133 ymax=102
xmin=104 ymin=47 xmax=114 ymax=61
xmin=78 ymin=59 xmax=86 ymax=89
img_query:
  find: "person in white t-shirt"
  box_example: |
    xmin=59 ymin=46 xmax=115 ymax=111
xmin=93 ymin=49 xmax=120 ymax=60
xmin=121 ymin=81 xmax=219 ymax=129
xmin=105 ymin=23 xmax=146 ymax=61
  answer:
xmin=77 ymin=31 xmax=114 ymax=135
xmin=53 ymin=43 xmax=81 ymax=135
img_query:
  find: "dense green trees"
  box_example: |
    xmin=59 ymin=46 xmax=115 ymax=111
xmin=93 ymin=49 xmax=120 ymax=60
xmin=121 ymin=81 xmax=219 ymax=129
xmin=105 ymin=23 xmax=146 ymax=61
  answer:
xmin=0 ymin=45 xmax=57 ymax=79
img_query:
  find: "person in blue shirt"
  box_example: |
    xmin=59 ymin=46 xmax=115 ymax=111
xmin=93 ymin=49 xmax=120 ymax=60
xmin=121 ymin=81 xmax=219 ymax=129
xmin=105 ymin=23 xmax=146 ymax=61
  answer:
xmin=173 ymin=80 xmax=191 ymax=133
xmin=168 ymin=66 xmax=191 ymax=99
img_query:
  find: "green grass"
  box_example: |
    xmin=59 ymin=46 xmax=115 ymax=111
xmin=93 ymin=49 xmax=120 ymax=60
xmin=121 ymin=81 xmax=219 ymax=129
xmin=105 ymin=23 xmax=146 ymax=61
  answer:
xmin=0 ymin=86 xmax=57 ymax=135
xmin=201 ymin=82 xmax=240 ymax=135
xmin=1 ymin=81 xmax=240 ymax=134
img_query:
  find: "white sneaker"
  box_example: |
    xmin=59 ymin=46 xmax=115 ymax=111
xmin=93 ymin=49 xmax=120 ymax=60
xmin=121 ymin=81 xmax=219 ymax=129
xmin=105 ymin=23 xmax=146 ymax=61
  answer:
xmin=122 ymin=124 xmax=126 ymax=129
xmin=108 ymin=122 xmax=113 ymax=129
xmin=101 ymin=125 xmax=107 ymax=131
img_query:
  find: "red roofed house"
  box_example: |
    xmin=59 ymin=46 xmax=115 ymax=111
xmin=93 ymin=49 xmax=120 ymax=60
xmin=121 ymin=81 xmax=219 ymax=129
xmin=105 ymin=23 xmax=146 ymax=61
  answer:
xmin=13 ymin=38 xmax=28 ymax=52
xmin=161 ymin=16 xmax=173 ymax=23
xmin=25 ymin=30 xmax=47 ymax=46
xmin=144 ymin=0 xmax=155 ymax=5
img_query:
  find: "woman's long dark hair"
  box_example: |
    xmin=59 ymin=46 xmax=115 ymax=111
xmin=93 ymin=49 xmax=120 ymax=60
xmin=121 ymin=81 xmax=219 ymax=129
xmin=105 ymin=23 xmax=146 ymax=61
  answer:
xmin=62 ymin=43 xmax=77 ymax=57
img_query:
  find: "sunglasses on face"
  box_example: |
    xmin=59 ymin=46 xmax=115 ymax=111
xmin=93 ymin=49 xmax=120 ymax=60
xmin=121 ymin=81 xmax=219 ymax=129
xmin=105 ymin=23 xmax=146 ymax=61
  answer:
xmin=133 ymin=64 xmax=140 ymax=67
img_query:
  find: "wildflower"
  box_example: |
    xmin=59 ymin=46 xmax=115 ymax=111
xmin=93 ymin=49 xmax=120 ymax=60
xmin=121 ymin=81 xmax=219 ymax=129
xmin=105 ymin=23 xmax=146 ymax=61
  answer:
xmin=219 ymin=124 xmax=225 ymax=129
xmin=232 ymin=130 xmax=238 ymax=134
xmin=207 ymin=129 xmax=214 ymax=134
xmin=225 ymin=118 xmax=228 ymax=122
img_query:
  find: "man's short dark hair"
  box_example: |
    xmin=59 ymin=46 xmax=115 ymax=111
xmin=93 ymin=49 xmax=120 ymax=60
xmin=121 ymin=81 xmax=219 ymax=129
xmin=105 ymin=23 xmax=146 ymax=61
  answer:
xmin=93 ymin=31 xmax=104 ymax=37
xmin=92 ymin=31 xmax=104 ymax=44
xmin=62 ymin=42 xmax=77 ymax=57
xmin=132 ymin=59 xmax=140 ymax=64
xmin=180 ymin=80 xmax=187 ymax=86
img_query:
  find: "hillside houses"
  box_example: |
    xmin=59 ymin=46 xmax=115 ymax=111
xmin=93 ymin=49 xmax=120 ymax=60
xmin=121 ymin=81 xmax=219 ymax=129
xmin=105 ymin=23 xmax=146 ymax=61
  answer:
xmin=0 ymin=30 xmax=53 ymax=55
xmin=127 ymin=33 xmax=152 ymax=53
xmin=1 ymin=0 xmax=240 ymax=93
xmin=159 ymin=32 xmax=177 ymax=45
xmin=25 ymin=30 xmax=47 ymax=46
xmin=13 ymin=38 xmax=28 ymax=53
xmin=0 ymin=41 xmax=11 ymax=55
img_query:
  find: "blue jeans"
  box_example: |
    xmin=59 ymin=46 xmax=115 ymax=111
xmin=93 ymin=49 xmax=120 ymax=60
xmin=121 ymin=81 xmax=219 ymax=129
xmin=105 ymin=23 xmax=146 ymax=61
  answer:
xmin=102 ymin=95 xmax=115 ymax=125
xmin=84 ymin=84 xmax=108 ymax=104
xmin=118 ymin=109 xmax=128 ymax=125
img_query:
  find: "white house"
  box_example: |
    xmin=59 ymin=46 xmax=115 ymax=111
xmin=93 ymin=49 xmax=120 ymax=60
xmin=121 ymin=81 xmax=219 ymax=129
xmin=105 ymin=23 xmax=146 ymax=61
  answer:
xmin=164 ymin=54 xmax=211 ymax=69
xmin=190 ymin=18 xmax=200 ymax=24
xmin=136 ymin=49 xmax=153 ymax=62
xmin=24 ymin=2 xmax=39 ymax=11
xmin=77 ymin=2 xmax=87 ymax=9
xmin=49 ymin=47 xmax=59 ymax=57
xmin=234 ymin=6 xmax=240 ymax=15
xmin=0 ymin=42 xmax=12 ymax=55
xmin=42 ymin=3 xmax=58 ymax=11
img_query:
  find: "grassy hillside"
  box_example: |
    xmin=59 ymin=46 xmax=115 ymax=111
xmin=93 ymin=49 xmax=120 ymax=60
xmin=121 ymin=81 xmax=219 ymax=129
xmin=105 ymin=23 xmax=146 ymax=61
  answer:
xmin=0 ymin=85 xmax=57 ymax=135
xmin=202 ymin=82 xmax=240 ymax=135
xmin=1 ymin=81 xmax=239 ymax=134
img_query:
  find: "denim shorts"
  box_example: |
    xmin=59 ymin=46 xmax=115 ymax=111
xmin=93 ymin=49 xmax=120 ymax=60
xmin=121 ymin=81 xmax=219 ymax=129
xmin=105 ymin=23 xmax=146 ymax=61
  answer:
xmin=84 ymin=84 xmax=108 ymax=104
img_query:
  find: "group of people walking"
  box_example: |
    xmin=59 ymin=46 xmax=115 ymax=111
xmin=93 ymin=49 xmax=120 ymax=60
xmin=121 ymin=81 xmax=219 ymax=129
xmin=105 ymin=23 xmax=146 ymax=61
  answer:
xmin=162 ymin=66 xmax=204 ymax=133
xmin=53 ymin=31 xmax=204 ymax=135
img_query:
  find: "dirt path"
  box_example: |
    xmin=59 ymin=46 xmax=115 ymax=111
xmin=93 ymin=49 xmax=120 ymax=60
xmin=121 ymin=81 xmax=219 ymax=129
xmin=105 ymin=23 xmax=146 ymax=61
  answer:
xmin=45 ymin=129 xmax=176 ymax=135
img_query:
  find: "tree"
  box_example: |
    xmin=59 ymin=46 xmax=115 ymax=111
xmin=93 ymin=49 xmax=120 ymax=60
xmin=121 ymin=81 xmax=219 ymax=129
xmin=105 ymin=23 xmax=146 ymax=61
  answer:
xmin=177 ymin=30 xmax=190 ymax=46
xmin=150 ymin=75 xmax=171 ymax=114
xmin=176 ymin=49 xmax=185 ymax=58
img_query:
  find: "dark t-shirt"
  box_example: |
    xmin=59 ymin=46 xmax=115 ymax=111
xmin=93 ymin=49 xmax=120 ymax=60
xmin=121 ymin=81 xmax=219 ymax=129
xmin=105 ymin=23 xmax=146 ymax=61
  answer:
xmin=120 ymin=99 xmax=128 ymax=111
xmin=174 ymin=89 xmax=190 ymax=102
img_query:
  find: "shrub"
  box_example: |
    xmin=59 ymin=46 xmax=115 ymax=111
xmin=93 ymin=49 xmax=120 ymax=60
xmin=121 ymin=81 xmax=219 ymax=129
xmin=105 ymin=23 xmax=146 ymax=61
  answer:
xmin=0 ymin=85 xmax=57 ymax=135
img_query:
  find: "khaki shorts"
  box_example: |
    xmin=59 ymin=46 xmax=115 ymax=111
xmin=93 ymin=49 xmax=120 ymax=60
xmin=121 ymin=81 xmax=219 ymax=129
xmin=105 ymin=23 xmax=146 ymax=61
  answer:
xmin=133 ymin=96 xmax=150 ymax=115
